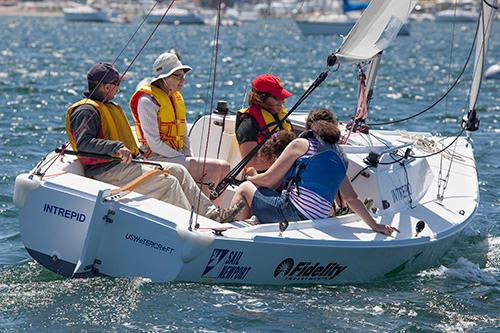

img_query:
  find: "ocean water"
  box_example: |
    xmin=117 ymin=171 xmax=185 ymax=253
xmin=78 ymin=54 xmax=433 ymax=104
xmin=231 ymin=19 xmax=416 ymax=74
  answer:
xmin=0 ymin=16 xmax=499 ymax=332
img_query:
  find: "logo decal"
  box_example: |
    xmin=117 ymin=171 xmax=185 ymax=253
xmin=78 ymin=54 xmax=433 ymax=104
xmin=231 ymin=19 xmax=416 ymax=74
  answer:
xmin=125 ymin=233 xmax=174 ymax=254
xmin=43 ymin=203 xmax=86 ymax=223
xmin=202 ymin=248 xmax=230 ymax=276
xmin=202 ymin=248 xmax=252 ymax=280
xmin=274 ymin=258 xmax=294 ymax=277
xmin=274 ymin=258 xmax=347 ymax=281
xmin=391 ymin=184 xmax=411 ymax=203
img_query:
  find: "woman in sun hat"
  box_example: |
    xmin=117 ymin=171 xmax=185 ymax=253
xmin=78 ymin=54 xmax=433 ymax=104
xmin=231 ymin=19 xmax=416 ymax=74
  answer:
xmin=236 ymin=74 xmax=294 ymax=172
xmin=129 ymin=52 xmax=230 ymax=200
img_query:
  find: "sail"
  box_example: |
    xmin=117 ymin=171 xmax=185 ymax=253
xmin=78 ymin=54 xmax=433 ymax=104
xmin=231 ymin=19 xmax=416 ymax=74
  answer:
xmin=468 ymin=0 xmax=497 ymax=111
xmin=335 ymin=0 xmax=418 ymax=64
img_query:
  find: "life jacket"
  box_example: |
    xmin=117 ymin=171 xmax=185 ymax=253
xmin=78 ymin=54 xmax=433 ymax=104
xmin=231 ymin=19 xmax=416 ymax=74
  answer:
xmin=129 ymin=84 xmax=186 ymax=156
xmin=238 ymin=104 xmax=292 ymax=143
xmin=284 ymin=132 xmax=346 ymax=204
xmin=65 ymin=98 xmax=139 ymax=165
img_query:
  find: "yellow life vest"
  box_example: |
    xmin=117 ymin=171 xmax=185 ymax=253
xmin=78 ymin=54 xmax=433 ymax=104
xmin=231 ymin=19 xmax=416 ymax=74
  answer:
xmin=238 ymin=105 xmax=292 ymax=142
xmin=65 ymin=98 xmax=139 ymax=165
xmin=129 ymin=84 xmax=186 ymax=153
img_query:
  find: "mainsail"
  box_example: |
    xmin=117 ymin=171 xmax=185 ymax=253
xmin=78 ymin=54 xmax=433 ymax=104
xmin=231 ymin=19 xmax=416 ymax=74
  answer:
xmin=468 ymin=0 xmax=497 ymax=111
xmin=335 ymin=0 xmax=418 ymax=64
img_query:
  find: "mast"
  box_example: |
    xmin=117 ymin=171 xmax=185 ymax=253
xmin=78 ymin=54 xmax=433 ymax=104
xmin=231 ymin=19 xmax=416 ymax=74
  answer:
xmin=468 ymin=0 xmax=497 ymax=112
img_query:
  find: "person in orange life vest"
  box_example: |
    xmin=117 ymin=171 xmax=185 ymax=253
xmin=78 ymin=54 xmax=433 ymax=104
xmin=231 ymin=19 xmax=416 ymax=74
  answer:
xmin=130 ymin=52 xmax=230 ymax=200
xmin=66 ymin=62 xmax=242 ymax=223
xmin=231 ymin=108 xmax=400 ymax=235
xmin=236 ymin=74 xmax=294 ymax=172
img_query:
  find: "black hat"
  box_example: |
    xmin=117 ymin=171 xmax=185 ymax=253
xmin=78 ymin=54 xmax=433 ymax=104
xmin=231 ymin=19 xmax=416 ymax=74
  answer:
xmin=87 ymin=63 xmax=120 ymax=84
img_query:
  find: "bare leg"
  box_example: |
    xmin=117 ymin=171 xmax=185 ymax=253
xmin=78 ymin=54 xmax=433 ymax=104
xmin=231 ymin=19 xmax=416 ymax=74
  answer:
xmin=187 ymin=157 xmax=230 ymax=205
xmin=231 ymin=181 xmax=257 ymax=220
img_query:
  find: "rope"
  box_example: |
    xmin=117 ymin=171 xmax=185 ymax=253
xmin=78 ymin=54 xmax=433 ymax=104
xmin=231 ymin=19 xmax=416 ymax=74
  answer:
xmin=212 ymin=70 xmax=330 ymax=198
xmin=409 ymin=128 xmax=465 ymax=159
xmin=483 ymin=0 xmax=498 ymax=9
xmin=367 ymin=11 xmax=481 ymax=127
xmin=193 ymin=0 xmax=223 ymax=229
xmin=40 ymin=0 xmax=176 ymax=177
xmin=341 ymin=65 xmax=367 ymax=143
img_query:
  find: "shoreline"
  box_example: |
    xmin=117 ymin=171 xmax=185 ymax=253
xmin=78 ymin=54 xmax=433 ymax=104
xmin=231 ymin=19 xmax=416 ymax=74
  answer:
xmin=0 ymin=6 xmax=62 ymax=17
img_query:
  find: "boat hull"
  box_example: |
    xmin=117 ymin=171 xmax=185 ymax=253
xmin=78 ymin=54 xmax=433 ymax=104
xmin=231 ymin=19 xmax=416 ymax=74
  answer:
xmin=16 ymin=171 xmax=471 ymax=284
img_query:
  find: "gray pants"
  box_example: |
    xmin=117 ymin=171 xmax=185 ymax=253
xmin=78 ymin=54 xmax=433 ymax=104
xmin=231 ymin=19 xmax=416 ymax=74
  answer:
xmin=92 ymin=162 xmax=213 ymax=216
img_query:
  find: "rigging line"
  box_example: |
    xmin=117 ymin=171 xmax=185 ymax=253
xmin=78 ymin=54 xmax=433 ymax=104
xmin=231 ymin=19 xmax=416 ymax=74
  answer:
xmin=367 ymin=11 xmax=482 ymax=127
xmin=240 ymin=0 xmax=307 ymax=111
xmin=439 ymin=135 xmax=460 ymax=198
xmin=193 ymin=7 xmax=219 ymax=160
xmin=443 ymin=0 xmax=459 ymax=118
xmin=194 ymin=0 xmax=223 ymax=228
xmin=483 ymin=0 xmax=498 ymax=9
xmin=71 ymin=0 xmax=168 ymax=142
xmin=409 ymin=128 xmax=465 ymax=159
xmin=213 ymin=70 xmax=330 ymax=196
xmin=41 ymin=0 xmax=175 ymax=177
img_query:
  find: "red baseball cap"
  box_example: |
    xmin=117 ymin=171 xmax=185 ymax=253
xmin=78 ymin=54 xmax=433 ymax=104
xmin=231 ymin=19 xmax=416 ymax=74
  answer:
xmin=252 ymin=74 xmax=292 ymax=100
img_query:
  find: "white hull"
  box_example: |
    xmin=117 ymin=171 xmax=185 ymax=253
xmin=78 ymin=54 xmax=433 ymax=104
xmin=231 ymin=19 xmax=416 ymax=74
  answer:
xmin=485 ymin=63 xmax=500 ymax=79
xmin=14 ymin=114 xmax=479 ymax=284
xmin=146 ymin=8 xmax=205 ymax=25
xmin=63 ymin=6 xmax=111 ymax=23
xmin=295 ymin=20 xmax=410 ymax=36
xmin=435 ymin=9 xmax=478 ymax=23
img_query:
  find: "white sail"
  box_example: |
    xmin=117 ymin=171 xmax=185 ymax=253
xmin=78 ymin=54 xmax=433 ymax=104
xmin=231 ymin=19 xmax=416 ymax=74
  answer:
xmin=468 ymin=0 xmax=497 ymax=111
xmin=335 ymin=0 xmax=418 ymax=64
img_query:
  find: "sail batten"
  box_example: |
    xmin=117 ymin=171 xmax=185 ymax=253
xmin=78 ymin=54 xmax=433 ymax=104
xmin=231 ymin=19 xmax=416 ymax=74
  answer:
xmin=335 ymin=0 xmax=418 ymax=64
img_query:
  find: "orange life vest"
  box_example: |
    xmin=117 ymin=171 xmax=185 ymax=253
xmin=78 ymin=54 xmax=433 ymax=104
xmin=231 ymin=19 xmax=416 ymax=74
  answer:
xmin=238 ymin=104 xmax=292 ymax=142
xmin=65 ymin=99 xmax=139 ymax=165
xmin=129 ymin=84 xmax=186 ymax=155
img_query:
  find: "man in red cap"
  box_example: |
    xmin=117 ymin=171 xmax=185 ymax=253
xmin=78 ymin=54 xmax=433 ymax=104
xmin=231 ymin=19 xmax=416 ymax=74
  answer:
xmin=65 ymin=62 xmax=243 ymax=222
xmin=236 ymin=74 xmax=293 ymax=171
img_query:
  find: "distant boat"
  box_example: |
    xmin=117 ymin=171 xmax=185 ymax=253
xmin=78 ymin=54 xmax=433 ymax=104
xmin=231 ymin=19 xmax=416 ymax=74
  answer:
xmin=295 ymin=0 xmax=410 ymax=36
xmin=485 ymin=63 xmax=500 ymax=79
xmin=63 ymin=3 xmax=128 ymax=23
xmin=146 ymin=7 xmax=205 ymax=25
xmin=435 ymin=8 xmax=478 ymax=22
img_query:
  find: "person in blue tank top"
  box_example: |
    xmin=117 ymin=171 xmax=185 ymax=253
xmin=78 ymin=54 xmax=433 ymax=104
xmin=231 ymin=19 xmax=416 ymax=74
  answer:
xmin=230 ymin=108 xmax=400 ymax=236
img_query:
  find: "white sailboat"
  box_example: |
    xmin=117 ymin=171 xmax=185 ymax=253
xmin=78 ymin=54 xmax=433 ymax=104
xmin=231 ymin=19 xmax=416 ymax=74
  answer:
xmin=63 ymin=1 xmax=127 ymax=23
xmin=295 ymin=0 xmax=411 ymax=36
xmin=145 ymin=6 xmax=205 ymax=25
xmin=13 ymin=0 xmax=497 ymax=284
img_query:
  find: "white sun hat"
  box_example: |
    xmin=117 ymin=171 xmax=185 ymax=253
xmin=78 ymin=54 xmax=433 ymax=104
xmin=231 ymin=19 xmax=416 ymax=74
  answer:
xmin=152 ymin=52 xmax=192 ymax=83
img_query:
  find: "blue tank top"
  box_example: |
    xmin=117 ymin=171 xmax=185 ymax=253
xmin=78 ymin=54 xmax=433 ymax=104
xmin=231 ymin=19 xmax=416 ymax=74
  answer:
xmin=285 ymin=135 xmax=347 ymax=220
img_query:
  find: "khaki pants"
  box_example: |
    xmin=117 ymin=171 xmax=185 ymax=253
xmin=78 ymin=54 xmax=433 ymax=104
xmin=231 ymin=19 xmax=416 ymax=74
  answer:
xmin=92 ymin=162 xmax=213 ymax=216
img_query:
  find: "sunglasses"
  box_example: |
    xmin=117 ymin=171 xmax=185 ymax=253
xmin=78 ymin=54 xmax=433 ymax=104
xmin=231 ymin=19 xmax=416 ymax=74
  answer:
xmin=170 ymin=73 xmax=186 ymax=80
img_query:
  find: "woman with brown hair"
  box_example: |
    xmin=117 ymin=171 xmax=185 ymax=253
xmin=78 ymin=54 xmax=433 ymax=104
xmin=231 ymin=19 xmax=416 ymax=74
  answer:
xmin=236 ymin=74 xmax=293 ymax=171
xmin=231 ymin=108 xmax=399 ymax=236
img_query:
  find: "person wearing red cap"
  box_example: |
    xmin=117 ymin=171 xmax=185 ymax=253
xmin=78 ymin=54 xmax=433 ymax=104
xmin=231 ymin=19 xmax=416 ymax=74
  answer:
xmin=230 ymin=108 xmax=400 ymax=236
xmin=236 ymin=74 xmax=293 ymax=172
xmin=66 ymin=62 xmax=243 ymax=223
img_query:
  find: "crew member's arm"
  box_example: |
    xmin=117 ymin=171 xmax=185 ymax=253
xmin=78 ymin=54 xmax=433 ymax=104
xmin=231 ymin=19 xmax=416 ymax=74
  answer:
xmin=137 ymin=95 xmax=185 ymax=158
xmin=236 ymin=116 xmax=270 ymax=171
xmin=247 ymin=138 xmax=308 ymax=189
xmin=70 ymin=106 xmax=124 ymax=156
xmin=339 ymin=177 xmax=400 ymax=236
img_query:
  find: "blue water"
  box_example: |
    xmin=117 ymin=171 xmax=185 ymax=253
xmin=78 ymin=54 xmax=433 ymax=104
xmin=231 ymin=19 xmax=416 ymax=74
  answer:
xmin=1 ymin=16 xmax=499 ymax=332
